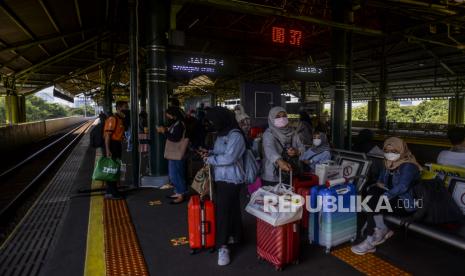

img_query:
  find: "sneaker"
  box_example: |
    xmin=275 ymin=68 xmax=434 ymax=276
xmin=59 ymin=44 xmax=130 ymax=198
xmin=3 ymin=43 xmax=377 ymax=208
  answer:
xmin=351 ymin=239 xmax=376 ymax=255
xmin=159 ymin=184 xmax=174 ymax=190
xmin=371 ymin=228 xmax=394 ymax=246
xmin=227 ymin=237 xmax=235 ymax=245
xmin=217 ymin=247 xmax=230 ymax=266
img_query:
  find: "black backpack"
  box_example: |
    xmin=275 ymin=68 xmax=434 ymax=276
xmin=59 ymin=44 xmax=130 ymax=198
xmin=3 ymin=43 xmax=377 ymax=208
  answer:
xmin=409 ymin=177 xmax=463 ymax=224
xmin=90 ymin=122 xmax=104 ymax=148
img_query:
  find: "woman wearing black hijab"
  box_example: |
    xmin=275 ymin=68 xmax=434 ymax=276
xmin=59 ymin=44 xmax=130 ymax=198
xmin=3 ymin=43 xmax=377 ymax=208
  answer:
xmin=198 ymin=107 xmax=246 ymax=266
xmin=156 ymin=106 xmax=187 ymax=204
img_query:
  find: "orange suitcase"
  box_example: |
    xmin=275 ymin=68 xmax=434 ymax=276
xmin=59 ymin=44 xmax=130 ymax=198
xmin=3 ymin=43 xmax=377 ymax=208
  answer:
xmin=188 ymin=165 xmax=215 ymax=254
xmin=188 ymin=196 xmax=216 ymax=253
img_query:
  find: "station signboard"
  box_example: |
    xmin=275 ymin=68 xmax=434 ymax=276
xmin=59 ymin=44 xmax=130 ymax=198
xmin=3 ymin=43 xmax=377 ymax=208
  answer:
xmin=283 ymin=65 xmax=329 ymax=82
xmin=168 ymin=54 xmax=234 ymax=76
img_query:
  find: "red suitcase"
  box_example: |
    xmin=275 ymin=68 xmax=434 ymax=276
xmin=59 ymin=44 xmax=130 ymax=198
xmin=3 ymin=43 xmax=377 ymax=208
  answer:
xmin=296 ymin=187 xmax=310 ymax=230
xmin=293 ymin=173 xmax=319 ymax=190
xmin=188 ymin=195 xmax=216 ymax=254
xmin=256 ymin=218 xmax=300 ymax=270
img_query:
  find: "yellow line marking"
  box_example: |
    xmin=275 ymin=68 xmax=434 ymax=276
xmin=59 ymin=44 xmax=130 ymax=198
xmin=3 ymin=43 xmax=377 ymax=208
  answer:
xmin=148 ymin=200 xmax=162 ymax=206
xmin=332 ymin=246 xmax=411 ymax=276
xmin=170 ymin=237 xmax=189 ymax=246
xmin=84 ymin=153 xmax=106 ymax=276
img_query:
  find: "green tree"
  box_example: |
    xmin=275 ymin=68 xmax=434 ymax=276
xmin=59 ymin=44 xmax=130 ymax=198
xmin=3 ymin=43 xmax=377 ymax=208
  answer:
xmin=351 ymin=104 xmax=368 ymax=121
xmin=0 ymin=97 xmax=5 ymax=124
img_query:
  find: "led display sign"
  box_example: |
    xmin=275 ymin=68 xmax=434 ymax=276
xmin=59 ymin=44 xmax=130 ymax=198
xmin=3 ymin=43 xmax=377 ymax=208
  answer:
xmin=284 ymin=65 xmax=328 ymax=81
xmin=272 ymin=27 xmax=302 ymax=46
xmin=169 ymin=55 xmax=231 ymax=76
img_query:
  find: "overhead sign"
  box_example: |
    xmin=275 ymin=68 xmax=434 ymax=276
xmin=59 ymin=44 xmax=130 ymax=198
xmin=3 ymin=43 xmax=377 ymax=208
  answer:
xmin=169 ymin=54 xmax=233 ymax=76
xmin=272 ymin=27 xmax=302 ymax=46
xmin=283 ymin=65 xmax=328 ymax=81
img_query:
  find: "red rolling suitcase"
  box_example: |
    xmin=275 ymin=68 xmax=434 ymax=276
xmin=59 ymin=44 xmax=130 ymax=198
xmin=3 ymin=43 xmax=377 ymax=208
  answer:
xmin=296 ymin=187 xmax=310 ymax=230
xmin=256 ymin=219 xmax=300 ymax=271
xmin=188 ymin=166 xmax=215 ymax=254
xmin=293 ymin=173 xmax=319 ymax=190
xmin=255 ymin=170 xmax=300 ymax=270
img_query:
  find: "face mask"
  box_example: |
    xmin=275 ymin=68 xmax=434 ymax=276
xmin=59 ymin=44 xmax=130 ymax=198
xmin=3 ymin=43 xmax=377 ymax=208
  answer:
xmin=384 ymin=153 xmax=401 ymax=161
xmin=274 ymin=117 xmax=288 ymax=128
xmin=313 ymin=139 xmax=322 ymax=147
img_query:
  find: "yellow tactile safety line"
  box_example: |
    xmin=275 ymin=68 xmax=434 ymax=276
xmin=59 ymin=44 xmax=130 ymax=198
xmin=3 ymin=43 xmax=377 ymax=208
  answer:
xmin=84 ymin=153 xmax=106 ymax=276
xmin=104 ymin=199 xmax=149 ymax=276
xmin=332 ymin=246 xmax=411 ymax=276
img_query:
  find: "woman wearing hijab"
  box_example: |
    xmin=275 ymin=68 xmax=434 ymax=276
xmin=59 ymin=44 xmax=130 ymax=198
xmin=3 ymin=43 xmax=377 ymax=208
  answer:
xmin=234 ymin=104 xmax=251 ymax=136
xmin=261 ymin=106 xmax=305 ymax=186
xmin=198 ymin=107 xmax=245 ymax=266
xmin=156 ymin=107 xmax=187 ymax=204
xmin=351 ymin=137 xmax=422 ymax=255
xmin=300 ymin=132 xmax=331 ymax=172
xmin=296 ymin=111 xmax=313 ymax=147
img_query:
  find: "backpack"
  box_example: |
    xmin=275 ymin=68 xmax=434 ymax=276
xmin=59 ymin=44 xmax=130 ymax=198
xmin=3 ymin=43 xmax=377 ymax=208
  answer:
xmin=231 ymin=130 xmax=259 ymax=184
xmin=409 ymin=177 xmax=463 ymax=224
xmin=90 ymin=122 xmax=104 ymax=148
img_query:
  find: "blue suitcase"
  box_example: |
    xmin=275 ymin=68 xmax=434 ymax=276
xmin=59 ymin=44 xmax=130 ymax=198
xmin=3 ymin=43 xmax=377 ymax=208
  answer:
xmin=309 ymin=183 xmax=357 ymax=253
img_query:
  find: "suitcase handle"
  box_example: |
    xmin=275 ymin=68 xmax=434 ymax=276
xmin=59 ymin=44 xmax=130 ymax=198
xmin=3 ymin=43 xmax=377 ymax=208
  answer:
xmin=201 ymin=221 xmax=211 ymax=234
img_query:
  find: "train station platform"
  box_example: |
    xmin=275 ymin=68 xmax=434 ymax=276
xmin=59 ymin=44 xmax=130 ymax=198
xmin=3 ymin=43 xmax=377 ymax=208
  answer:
xmin=2 ymin=129 xmax=465 ymax=276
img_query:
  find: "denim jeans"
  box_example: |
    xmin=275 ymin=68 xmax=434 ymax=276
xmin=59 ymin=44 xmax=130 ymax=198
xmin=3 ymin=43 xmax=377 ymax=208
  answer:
xmin=168 ymin=159 xmax=187 ymax=195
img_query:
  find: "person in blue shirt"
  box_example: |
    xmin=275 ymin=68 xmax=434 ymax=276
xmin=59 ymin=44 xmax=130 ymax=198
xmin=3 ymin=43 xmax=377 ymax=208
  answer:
xmin=351 ymin=137 xmax=421 ymax=255
xmin=300 ymin=132 xmax=332 ymax=172
xmin=198 ymin=107 xmax=246 ymax=266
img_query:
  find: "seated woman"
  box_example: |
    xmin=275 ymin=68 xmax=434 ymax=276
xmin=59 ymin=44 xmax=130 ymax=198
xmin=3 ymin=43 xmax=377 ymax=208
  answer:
xmin=300 ymin=132 xmax=331 ymax=172
xmin=351 ymin=137 xmax=421 ymax=255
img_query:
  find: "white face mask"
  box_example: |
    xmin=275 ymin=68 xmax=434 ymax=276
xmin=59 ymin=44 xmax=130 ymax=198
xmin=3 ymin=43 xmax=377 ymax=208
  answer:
xmin=274 ymin=117 xmax=289 ymax=128
xmin=384 ymin=153 xmax=401 ymax=161
xmin=313 ymin=139 xmax=322 ymax=147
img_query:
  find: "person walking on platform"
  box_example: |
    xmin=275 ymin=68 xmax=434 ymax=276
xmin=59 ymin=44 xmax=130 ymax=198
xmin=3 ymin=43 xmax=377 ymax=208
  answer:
xmin=199 ymin=107 xmax=246 ymax=266
xmin=103 ymin=101 xmax=129 ymax=199
xmin=351 ymin=137 xmax=421 ymax=255
xmin=261 ymin=106 xmax=305 ymax=186
xmin=157 ymin=107 xmax=188 ymax=204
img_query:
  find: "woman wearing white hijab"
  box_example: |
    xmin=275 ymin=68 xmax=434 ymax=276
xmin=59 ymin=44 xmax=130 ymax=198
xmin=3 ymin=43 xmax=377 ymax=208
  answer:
xmin=261 ymin=106 xmax=305 ymax=185
xmin=234 ymin=104 xmax=251 ymax=135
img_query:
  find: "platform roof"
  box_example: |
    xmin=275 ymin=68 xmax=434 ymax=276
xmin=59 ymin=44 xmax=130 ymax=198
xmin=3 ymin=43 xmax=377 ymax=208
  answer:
xmin=0 ymin=0 xmax=464 ymax=102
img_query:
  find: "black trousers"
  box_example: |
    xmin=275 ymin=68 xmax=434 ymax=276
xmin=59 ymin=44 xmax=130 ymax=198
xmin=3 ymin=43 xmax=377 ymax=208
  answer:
xmin=106 ymin=140 xmax=122 ymax=196
xmin=364 ymin=186 xmax=409 ymax=236
xmin=215 ymin=181 xmax=243 ymax=248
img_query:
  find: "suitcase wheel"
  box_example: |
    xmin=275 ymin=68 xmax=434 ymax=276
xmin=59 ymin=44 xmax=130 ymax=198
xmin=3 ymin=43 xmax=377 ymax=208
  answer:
xmin=275 ymin=266 xmax=283 ymax=271
xmin=257 ymin=255 xmax=262 ymax=261
xmin=190 ymin=249 xmax=197 ymax=255
xmin=293 ymin=260 xmax=299 ymax=265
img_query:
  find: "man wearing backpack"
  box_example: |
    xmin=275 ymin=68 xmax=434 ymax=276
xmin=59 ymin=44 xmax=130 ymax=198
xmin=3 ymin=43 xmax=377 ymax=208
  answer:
xmin=103 ymin=101 xmax=128 ymax=199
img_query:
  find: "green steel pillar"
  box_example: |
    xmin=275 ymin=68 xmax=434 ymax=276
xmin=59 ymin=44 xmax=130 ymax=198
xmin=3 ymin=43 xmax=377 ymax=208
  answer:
xmin=104 ymin=81 xmax=113 ymax=115
xmin=449 ymin=98 xmax=456 ymax=124
xmin=456 ymin=97 xmax=464 ymax=124
xmin=379 ymin=53 xmax=388 ymax=130
xmin=368 ymin=99 xmax=379 ymax=122
xmin=4 ymin=77 xmax=25 ymax=124
xmin=330 ymin=0 xmax=349 ymax=149
xmin=145 ymin=0 xmax=169 ymax=179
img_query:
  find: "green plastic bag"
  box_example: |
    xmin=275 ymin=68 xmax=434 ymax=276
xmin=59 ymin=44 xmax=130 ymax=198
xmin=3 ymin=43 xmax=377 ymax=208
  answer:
xmin=92 ymin=157 xmax=121 ymax=182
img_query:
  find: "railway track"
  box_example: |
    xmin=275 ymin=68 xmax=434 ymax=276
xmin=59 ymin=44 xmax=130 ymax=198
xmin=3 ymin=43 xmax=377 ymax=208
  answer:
xmin=0 ymin=120 xmax=93 ymax=225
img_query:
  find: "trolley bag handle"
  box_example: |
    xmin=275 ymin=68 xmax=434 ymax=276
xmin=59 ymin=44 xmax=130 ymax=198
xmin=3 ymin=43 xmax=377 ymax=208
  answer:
xmin=207 ymin=163 xmax=213 ymax=202
xmin=275 ymin=168 xmax=293 ymax=193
